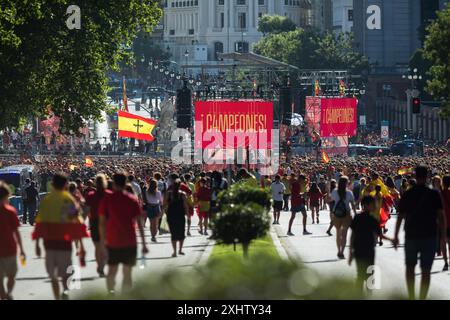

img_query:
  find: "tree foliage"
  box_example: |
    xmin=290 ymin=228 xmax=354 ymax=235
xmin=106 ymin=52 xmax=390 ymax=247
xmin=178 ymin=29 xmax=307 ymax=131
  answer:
xmin=0 ymin=0 xmax=162 ymax=132
xmin=257 ymin=15 xmax=296 ymax=35
xmin=253 ymin=28 xmax=369 ymax=75
xmin=423 ymin=6 xmax=450 ymax=118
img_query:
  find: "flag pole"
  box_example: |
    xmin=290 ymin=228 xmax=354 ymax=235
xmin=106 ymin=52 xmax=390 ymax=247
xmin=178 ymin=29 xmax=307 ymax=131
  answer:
xmin=122 ymin=76 xmax=129 ymax=112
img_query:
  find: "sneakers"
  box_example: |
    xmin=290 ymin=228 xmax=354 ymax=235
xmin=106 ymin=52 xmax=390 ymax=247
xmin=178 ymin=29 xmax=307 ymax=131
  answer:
xmin=326 ymin=230 xmax=332 ymax=236
xmin=443 ymin=264 xmax=449 ymax=272
xmin=337 ymin=253 xmax=345 ymax=259
xmin=151 ymin=237 xmax=157 ymax=243
xmin=287 ymin=231 xmax=295 ymax=236
xmin=187 ymin=231 xmax=191 ymax=236
xmin=303 ymin=230 xmax=312 ymax=235
xmin=204 ymin=231 xmax=209 ymax=236
xmin=273 ymin=220 xmax=277 ymax=225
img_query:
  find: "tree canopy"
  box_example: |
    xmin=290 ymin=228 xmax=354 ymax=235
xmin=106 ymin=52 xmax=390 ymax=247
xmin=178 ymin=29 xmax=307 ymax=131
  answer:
xmin=257 ymin=15 xmax=296 ymax=35
xmin=253 ymin=28 xmax=369 ymax=76
xmin=0 ymin=0 xmax=162 ymax=133
xmin=423 ymin=5 xmax=450 ymax=118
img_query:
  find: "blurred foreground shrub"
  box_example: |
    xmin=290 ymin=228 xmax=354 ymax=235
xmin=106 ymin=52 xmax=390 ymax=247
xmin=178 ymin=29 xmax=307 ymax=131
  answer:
xmin=83 ymin=253 xmax=404 ymax=300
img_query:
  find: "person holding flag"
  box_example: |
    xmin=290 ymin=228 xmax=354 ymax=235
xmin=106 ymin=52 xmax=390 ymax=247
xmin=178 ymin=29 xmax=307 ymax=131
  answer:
xmin=33 ymin=173 xmax=88 ymax=300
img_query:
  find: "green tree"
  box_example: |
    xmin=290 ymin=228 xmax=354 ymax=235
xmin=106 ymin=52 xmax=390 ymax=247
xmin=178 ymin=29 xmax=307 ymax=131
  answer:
xmin=423 ymin=6 xmax=450 ymax=118
xmin=257 ymin=15 xmax=296 ymax=35
xmin=0 ymin=1 xmax=162 ymax=133
xmin=253 ymin=28 xmax=369 ymax=75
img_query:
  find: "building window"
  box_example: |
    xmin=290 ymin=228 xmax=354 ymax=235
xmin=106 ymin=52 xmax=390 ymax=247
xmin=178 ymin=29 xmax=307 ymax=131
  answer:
xmin=348 ymin=9 xmax=353 ymax=21
xmin=220 ymin=12 xmax=225 ymax=28
xmin=218 ymin=0 xmax=224 ymax=5
xmin=258 ymin=12 xmax=263 ymax=19
xmin=188 ymin=28 xmax=194 ymax=35
xmin=215 ymin=42 xmax=224 ymax=60
xmin=238 ymin=12 xmax=246 ymax=29
xmin=235 ymin=41 xmax=249 ymax=53
xmin=169 ymin=29 xmax=175 ymax=35
xmin=285 ymin=0 xmax=288 ymax=5
xmin=237 ymin=0 xmax=246 ymax=5
xmin=258 ymin=0 xmax=264 ymax=5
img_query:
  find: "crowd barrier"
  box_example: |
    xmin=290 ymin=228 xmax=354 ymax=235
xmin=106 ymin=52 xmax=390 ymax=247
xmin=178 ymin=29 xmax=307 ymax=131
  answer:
xmin=9 ymin=193 xmax=47 ymax=217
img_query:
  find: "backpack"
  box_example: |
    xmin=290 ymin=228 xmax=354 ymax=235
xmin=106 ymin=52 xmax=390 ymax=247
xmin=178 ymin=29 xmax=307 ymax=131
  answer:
xmin=333 ymin=196 xmax=348 ymax=218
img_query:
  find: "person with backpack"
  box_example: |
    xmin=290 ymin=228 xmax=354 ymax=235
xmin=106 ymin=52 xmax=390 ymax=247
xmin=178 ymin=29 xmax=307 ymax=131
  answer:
xmin=331 ymin=176 xmax=357 ymax=259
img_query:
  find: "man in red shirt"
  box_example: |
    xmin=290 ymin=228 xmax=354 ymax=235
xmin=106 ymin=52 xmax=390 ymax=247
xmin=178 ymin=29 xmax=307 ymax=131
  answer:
xmin=99 ymin=172 xmax=148 ymax=295
xmin=288 ymin=173 xmax=311 ymax=236
xmin=0 ymin=182 xmax=25 ymax=300
xmin=85 ymin=174 xmax=111 ymax=277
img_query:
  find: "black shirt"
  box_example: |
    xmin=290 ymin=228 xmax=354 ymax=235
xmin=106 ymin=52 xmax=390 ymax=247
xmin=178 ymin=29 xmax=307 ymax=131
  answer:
xmin=25 ymin=186 xmax=39 ymax=204
xmin=350 ymin=212 xmax=381 ymax=258
xmin=399 ymin=185 xmax=443 ymax=240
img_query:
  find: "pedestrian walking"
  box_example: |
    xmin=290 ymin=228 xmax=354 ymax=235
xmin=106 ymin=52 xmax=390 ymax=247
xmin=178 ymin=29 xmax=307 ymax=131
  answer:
xmin=331 ymin=176 xmax=357 ymax=259
xmin=394 ymin=166 xmax=446 ymax=300
xmin=146 ymin=179 xmax=163 ymax=242
xmin=99 ymin=172 xmax=148 ymax=295
xmin=164 ymin=179 xmax=189 ymax=257
xmin=0 ymin=182 xmax=25 ymax=300
xmin=270 ymin=175 xmax=285 ymax=225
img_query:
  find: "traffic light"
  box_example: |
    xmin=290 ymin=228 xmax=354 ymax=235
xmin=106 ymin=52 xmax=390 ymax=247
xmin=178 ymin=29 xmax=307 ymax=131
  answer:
xmin=176 ymin=86 xmax=192 ymax=129
xmin=412 ymin=97 xmax=421 ymax=114
xmin=280 ymin=86 xmax=292 ymax=126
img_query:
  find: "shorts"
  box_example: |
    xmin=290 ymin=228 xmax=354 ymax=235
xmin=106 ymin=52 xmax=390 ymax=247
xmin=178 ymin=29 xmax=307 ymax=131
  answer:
xmin=188 ymin=206 xmax=194 ymax=217
xmin=310 ymin=202 xmax=320 ymax=208
xmin=45 ymin=250 xmax=72 ymax=279
xmin=146 ymin=204 xmax=161 ymax=219
xmin=405 ymin=237 xmax=437 ymax=270
xmin=198 ymin=211 xmax=210 ymax=219
xmin=90 ymin=218 xmax=100 ymax=242
xmin=0 ymin=256 xmax=17 ymax=279
xmin=107 ymin=247 xmax=137 ymax=266
xmin=273 ymin=200 xmax=283 ymax=211
xmin=331 ymin=214 xmax=352 ymax=229
xmin=291 ymin=204 xmax=306 ymax=214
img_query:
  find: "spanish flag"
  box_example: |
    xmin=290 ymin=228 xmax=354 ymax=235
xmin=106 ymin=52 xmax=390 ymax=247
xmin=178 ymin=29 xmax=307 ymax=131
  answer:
xmin=314 ymin=80 xmax=321 ymax=96
xmin=322 ymin=150 xmax=330 ymax=164
xmin=339 ymin=79 xmax=347 ymax=97
xmin=118 ymin=110 xmax=157 ymax=141
xmin=32 ymin=191 xmax=89 ymax=241
xmin=85 ymin=157 xmax=93 ymax=168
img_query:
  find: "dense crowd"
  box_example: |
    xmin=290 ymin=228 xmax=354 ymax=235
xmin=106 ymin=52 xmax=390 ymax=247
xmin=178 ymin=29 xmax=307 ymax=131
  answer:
xmin=0 ymin=142 xmax=449 ymax=300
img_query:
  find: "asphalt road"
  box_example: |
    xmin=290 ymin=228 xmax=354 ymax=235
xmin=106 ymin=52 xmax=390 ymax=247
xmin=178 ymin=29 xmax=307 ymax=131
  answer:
xmin=12 ymin=216 xmax=212 ymax=300
xmin=273 ymin=207 xmax=450 ymax=299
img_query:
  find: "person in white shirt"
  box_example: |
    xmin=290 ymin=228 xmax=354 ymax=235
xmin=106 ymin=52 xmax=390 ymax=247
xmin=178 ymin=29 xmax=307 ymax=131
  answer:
xmin=146 ymin=179 xmax=163 ymax=242
xmin=270 ymin=175 xmax=285 ymax=224
xmin=330 ymin=176 xmax=357 ymax=259
xmin=128 ymin=175 xmax=142 ymax=203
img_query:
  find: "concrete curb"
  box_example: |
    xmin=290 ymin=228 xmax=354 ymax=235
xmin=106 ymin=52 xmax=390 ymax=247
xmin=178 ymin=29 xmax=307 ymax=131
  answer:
xmin=269 ymin=226 xmax=290 ymax=261
xmin=198 ymin=238 xmax=215 ymax=265
xmin=272 ymin=226 xmax=303 ymax=263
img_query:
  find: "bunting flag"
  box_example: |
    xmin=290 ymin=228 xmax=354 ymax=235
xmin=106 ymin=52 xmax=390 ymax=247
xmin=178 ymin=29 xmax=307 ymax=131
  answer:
xmin=122 ymin=76 xmax=129 ymax=112
xmin=118 ymin=110 xmax=157 ymax=141
xmin=32 ymin=191 xmax=89 ymax=241
xmin=339 ymin=79 xmax=347 ymax=97
xmin=85 ymin=157 xmax=93 ymax=168
xmin=322 ymin=150 xmax=330 ymax=164
xmin=69 ymin=164 xmax=78 ymax=171
xmin=314 ymin=80 xmax=321 ymax=96
xmin=398 ymin=167 xmax=414 ymax=175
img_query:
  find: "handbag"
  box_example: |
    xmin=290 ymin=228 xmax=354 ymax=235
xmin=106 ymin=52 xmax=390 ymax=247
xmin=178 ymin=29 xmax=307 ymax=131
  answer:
xmin=159 ymin=214 xmax=170 ymax=234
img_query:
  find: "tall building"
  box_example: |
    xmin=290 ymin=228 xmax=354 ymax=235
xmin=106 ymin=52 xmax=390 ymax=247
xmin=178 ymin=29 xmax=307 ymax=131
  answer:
xmin=312 ymin=0 xmax=333 ymax=32
xmin=332 ymin=0 xmax=353 ymax=34
xmin=163 ymin=0 xmax=314 ymax=73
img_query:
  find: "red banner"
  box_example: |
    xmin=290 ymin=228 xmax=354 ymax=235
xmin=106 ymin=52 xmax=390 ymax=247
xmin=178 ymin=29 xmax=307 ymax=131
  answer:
xmin=194 ymin=100 xmax=273 ymax=150
xmin=320 ymin=98 xmax=357 ymax=137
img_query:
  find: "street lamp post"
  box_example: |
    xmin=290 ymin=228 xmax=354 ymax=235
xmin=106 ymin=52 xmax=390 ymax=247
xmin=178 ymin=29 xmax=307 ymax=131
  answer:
xmin=184 ymin=50 xmax=189 ymax=76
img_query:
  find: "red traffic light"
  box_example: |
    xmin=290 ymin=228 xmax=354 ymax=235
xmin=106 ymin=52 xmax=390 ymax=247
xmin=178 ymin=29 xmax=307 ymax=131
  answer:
xmin=412 ymin=97 xmax=421 ymax=114
xmin=413 ymin=98 xmax=420 ymax=105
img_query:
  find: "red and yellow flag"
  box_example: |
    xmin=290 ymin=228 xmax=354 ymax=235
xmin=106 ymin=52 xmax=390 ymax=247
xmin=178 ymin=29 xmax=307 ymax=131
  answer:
xmin=322 ymin=150 xmax=330 ymax=164
xmin=118 ymin=110 xmax=157 ymax=141
xmin=398 ymin=167 xmax=414 ymax=176
xmin=314 ymin=80 xmax=321 ymax=96
xmin=85 ymin=157 xmax=93 ymax=168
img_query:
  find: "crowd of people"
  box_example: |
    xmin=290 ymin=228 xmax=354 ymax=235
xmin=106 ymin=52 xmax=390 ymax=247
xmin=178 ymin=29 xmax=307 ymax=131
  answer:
xmin=0 ymin=143 xmax=449 ymax=300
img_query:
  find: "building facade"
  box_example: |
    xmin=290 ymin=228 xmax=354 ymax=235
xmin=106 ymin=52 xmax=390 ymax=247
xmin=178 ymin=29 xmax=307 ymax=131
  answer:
xmin=332 ymin=0 xmax=353 ymax=34
xmin=162 ymin=0 xmax=315 ymax=73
